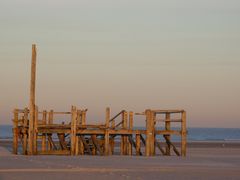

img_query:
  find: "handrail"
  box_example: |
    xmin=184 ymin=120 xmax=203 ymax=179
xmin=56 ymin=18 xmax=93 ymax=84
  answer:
xmin=109 ymin=110 xmax=124 ymax=123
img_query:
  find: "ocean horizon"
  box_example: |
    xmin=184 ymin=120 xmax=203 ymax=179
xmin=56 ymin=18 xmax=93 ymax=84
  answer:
xmin=1 ymin=125 xmax=240 ymax=142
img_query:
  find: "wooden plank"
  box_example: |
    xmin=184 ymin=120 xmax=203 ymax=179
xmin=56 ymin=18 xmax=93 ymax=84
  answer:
xmin=38 ymin=150 xmax=70 ymax=155
xmin=152 ymin=110 xmax=184 ymax=114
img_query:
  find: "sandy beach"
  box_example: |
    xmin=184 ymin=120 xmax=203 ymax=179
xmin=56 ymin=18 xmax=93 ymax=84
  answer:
xmin=0 ymin=141 xmax=240 ymax=180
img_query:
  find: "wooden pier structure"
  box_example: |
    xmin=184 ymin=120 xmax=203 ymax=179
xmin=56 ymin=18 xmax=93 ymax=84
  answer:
xmin=12 ymin=45 xmax=187 ymax=156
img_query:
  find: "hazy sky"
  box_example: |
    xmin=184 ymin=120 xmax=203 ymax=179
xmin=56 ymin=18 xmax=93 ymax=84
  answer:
xmin=0 ymin=0 xmax=240 ymax=127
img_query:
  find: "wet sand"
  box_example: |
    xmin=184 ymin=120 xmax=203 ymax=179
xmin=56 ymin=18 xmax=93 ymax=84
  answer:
xmin=0 ymin=141 xmax=240 ymax=180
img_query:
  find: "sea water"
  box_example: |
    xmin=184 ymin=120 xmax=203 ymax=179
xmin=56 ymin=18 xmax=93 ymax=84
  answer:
xmin=1 ymin=125 xmax=240 ymax=142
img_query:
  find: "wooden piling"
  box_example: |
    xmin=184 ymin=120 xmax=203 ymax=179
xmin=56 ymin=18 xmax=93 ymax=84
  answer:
xmin=33 ymin=106 xmax=38 ymax=154
xmin=28 ymin=44 xmax=37 ymax=155
xmin=136 ymin=132 xmax=141 ymax=156
xmin=71 ymin=106 xmax=77 ymax=155
xmin=145 ymin=109 xmax=154 ymax=156
xmin=41 ymin=110 xmax=47 ymax=152
xmin=12 ymin=109 xmax=19 ymax=154
xmin=104 ymin=130 xmax=109 ymax=155
xmin=47 ymin=110 xmax=54 ymax=151
xmin=128 ymin=111 xmax=133 ymax=155
xmin=23 ymin=108 xmax=28 ymax=155
xmin=181 ymin=111 xmax=187 ymax=156
xmin=165 ymin=112 xmax=171 ymax=156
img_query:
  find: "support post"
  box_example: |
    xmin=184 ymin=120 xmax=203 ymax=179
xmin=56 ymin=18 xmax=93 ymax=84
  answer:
xmin=33 ymin=106 xmax=38 ymax=154
xmin=181 ymin=111 xmax=187 ymax=156
xmin=136 ymin=131 xmax=141 ymax=156
xmin=145 ymin=109 xmax=154 ymax=156
xmin=12 ymin=109 xmax=19 ymax=154
xmin=165 ymin=112 xmax=171 ymax=156
xmin=104 ymin=130 xmax=109 ymax=156
xmin=23 ymin=108 xmax=28 ymax=155
xmin=47 ymin=110 xmax=53 ymax=150
xmin=128 ymin=111 xmax=133 ymax=155
xmin=28 ymin=44 xmax=37 ymax=155
xmin=41 ymin=110 xmax=47 ymax=152
xmin=71 ymin=106 xmax=77 ymax=155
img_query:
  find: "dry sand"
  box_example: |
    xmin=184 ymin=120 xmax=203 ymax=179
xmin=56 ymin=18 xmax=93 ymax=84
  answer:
xmin=0 ymin=141 xmax=240 ymax=180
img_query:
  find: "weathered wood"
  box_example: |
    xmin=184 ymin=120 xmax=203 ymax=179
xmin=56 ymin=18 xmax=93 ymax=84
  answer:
xmin=38 ymin=150 xmax=70 ymax=155
xmin=91 ymin=135 xmax=103 ymax=155
xmin=12 ymin=109 xmax=19 ymax=154
xmin=47 ymin=110 xmax=54 ymax=151
xmin=165 ymin=113 xmax=171 ymax=156
xmin=110 ymin=120 xmax=115 ymax=154
xmin=23 ymin=108 xmax=28 ymax=155
xmin=155 ymin=141 xmax=165 ymax=155
xmin=104 ymin=130 xmax=109 ymax=155
xmin=33 ymin=106 xmax=38 ymax=154
xmin=80 ymin=135 xmax=92 ymax=155
xmin=105 ymin=107 xmax=110 ymax=128
xmin=128 ymin=111 xmax=133 ymax=155
xmin=71 ymin=106 xmax=77 ymax=155
xmin=145 ymin=109 xmax=154 ymax=156
xmin=28 ymin=44 xmax=37 ymax=155
xmin=41 ymin=110 xmax=47 ymax=152
xmin=181 ymin=111 xmax=187 ymax=156
xmin=136 ymin=132 xmax=141 ymax=156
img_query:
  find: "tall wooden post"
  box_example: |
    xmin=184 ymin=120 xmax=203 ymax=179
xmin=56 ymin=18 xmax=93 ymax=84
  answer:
xmin=165 ymin=112 xmax=171 ymax=156
xmin=181 ymin=111 xmax=187 ymax=156
xmin=12 ymin=109 xmax=19 ymax=154
xmin=28 ymin=44 xmax=37 ymax=155
xmin=71 ymin=106 xmax=77 ymax=155
xmin=145 ymin=109 xmax=154 ymax=156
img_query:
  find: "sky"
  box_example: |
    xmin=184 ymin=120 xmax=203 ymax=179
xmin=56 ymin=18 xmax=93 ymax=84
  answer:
xmin=0 ymin=0 xmax=240 ymax=127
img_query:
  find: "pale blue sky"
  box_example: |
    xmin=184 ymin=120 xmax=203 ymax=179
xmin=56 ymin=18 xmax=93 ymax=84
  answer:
xmin=0 ymin=0 xmax=240 ymax=127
